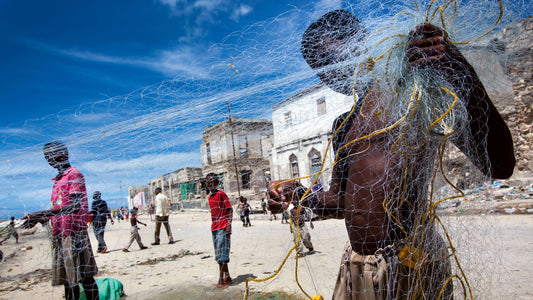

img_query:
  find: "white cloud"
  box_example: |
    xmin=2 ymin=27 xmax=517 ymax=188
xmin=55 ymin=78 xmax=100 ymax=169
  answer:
xmin=71 ymin=113 xmax=110 ymax=124
xmin=158 ymin=0 xmax=181 ymax=8
xmin=192 ymin=0 xmax=226 ymax=11
xmin=314 ymin=0 xmax=343 ymax=9
xmin=79 ymin=151 xmax=200 ymax=174
xmin=0 ymin=127 xmax=36 ymax=136
xmin=157 ymin=0 xmax=252 ymax=41
xmin=230 ymin=4 xmax=253 ymax=22
xmin=23 ymin=39 xmax=209 ymax=77
xmin=15 ymin=187 xmax=52 ymax=203
xmin=154 ymin=47 xmax=208 ymax=76
xmin=312 ymin=0 xmax=343 ymax=18
xmin=60 ymin=47 xmax=207 ymax=77
xmin=158 ymin=0 xmax=227 ymax=14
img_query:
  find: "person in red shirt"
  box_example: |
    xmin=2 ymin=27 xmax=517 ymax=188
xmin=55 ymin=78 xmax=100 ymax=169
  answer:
xmin=205 ymin=173 xmax=233 ymax=288
xmin=22 ymin=141 xmax=99 ymax=300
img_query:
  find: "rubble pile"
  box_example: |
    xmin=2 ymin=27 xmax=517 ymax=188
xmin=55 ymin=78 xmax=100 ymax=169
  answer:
xmin=438 ymin=181 xmax=533 ymax=215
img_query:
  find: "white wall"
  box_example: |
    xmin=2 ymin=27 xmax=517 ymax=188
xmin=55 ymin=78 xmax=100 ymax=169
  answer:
xmin=271 ymin=85 xmax=354 ymax=188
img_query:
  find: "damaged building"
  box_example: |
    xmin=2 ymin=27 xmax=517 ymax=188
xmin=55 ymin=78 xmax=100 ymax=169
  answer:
xmin=201 ymin=117 xmax=273 ymax=199
xmin=129 ymin=167 xmax=204 ymax=210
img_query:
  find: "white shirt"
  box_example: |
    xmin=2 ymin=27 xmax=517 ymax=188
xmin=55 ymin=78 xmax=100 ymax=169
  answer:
xmin=155 ymin=193 xmax=170 ymax=217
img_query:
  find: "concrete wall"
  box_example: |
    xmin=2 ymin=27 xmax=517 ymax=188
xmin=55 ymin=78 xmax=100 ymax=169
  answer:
xmin=201 ymin=117 xmax=273 ymax=193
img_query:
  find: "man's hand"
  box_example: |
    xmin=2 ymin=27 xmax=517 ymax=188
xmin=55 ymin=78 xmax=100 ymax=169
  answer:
xmin=225 ymin=223 xmax=232 ymax=236
xmin=21 ymin=212 xmax=47 ymax=229
xmin=267 ymin=180 xmax=307 ymax=213
xmin=406 ymin=23 xmax=470 ymax=81
xmin=21 ymin=216 xmax=37 ymax=229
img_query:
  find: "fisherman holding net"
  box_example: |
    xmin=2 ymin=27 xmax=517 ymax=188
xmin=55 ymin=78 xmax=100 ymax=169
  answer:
xmin=268 ymin=9 xmax=515 ymax=299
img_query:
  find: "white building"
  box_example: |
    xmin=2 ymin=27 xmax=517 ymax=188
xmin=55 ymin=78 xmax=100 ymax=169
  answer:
xmin=271 ymin=83 xmax=355 ymax=189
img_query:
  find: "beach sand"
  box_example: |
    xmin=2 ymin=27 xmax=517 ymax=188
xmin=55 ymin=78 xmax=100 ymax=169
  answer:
xmin=0 ymin=211 xmax=532 ymax=299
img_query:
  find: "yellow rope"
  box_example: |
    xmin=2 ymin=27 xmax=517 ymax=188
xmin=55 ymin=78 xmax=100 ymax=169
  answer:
xmin=427 ymin=87 xmax=459 ymax=135
xmin=252 ymin=1 xmax=502 ymax=297
xmin=244 ymin=241 xmax=298 ymax=299
xmin=449 ymin=0 xmax=503 ymax=44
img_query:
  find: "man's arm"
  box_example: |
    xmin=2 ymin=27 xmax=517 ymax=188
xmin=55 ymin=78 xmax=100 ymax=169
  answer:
xmin=90 ymin=200 xmax=97 ymax=216
xmin=225 ymin=206 xmax=233 ymax=235
xmin=137 ymin=218 xmax=147 ymax=226
xmin=22 ymin=192 xmax=84 ymax=228
xmin=266 ymin=179 xmax=344 ymax=219
xmin=406 ymin=23 xmax=515 ymax=179
xmin=104 ymin=202 xmax=114 ymax=224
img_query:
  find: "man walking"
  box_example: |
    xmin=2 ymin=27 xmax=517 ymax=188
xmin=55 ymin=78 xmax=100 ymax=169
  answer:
xmin=90 ymin=191 xmax=114 ymax=253
xmin=152 ymin=187 xmax=174 ymax=245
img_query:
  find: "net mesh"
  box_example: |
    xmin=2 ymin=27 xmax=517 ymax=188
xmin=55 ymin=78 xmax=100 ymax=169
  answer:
xmin=0 ymin=0 xmax=528 ymax=299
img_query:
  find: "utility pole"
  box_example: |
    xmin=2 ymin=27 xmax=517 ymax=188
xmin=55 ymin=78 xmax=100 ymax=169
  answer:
xmin=226 ymin=103 xmax=241 ymax=197
xmin=120 ymin=181 xmax=123 ymax=208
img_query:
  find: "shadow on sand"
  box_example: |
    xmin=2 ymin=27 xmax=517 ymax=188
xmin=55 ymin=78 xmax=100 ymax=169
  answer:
xmin=129 ymin=273 xmax=303 ymax=300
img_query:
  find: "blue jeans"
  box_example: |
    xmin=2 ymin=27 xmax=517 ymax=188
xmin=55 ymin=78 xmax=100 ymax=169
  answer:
xmin=92 ymin=223 xmax=106 ymax=251
xmin=211 ymin=229 xmax=230 ymax=263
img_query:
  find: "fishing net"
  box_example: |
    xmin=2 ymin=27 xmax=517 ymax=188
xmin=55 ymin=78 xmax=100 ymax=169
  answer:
xmin=0 ymin=0 xmax=529 ymax=299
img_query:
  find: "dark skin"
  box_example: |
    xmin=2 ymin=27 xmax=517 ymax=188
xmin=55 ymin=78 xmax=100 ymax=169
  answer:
xmin=268 ymin=23 xmax=515 ymax=255
xmin=22 ymin=148 xmax=83 ymax=228
xmin=206 ymin=176 xmax=233 ymax=286
xmin=130 ymin=210 xmax=146 ymax=227
xmin=21 ymin=146 xmax=99 ymax=300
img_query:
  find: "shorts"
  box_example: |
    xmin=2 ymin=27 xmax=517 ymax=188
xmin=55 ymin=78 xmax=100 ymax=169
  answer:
xmin=51 ymin=230 xmax=98 ymax=287
xmin=211 ymin=229 xmax=230 ymax=264
xmin=333 ymin=238 xmax=453 ymax=300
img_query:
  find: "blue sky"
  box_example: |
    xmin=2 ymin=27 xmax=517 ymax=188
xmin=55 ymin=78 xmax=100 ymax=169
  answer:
xmin=0 ymin=0 xmax=343 ymax=218
xmin=0 ymin=0 xmax=531 ymax=219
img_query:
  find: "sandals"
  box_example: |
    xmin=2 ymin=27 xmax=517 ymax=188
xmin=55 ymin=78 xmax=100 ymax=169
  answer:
xmin=216 ymin=277 xmax=233 ymax=288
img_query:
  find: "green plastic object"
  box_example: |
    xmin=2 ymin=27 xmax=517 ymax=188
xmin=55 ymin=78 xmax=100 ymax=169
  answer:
xmin=79 ymin=277 xmax=124 ymax=300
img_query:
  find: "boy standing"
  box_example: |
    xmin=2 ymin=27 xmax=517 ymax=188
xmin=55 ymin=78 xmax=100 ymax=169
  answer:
xmin=237 ymin=196 xmax=251 ymax=227
xmin=205 ymin=173 xmax=233 ymax=288
xmin=288 ymin=203 xmax=314 ymax=257
xmin=122 ymin=207 xmax=148 ymax=252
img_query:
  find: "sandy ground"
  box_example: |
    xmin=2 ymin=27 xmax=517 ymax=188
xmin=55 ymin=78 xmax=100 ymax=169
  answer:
xmin=0 ymin=211 xmax=532 ymax=300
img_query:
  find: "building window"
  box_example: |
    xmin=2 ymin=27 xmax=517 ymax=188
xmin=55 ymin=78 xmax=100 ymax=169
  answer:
xmin=206 ymin=143 xmax=212 ymax=165
xmin=317 ymin=97 xmax=326 ymax=116
xmin=241 ymin=170 xmax=252 ymax=189
xmin=240 ymin=148 xmax=248 ymax=158
xmin=309 ymin=149 xmax=322 ymax=184
xmin=263 ymin=169 xmax=271 ymax=183
xmin=239 ymin=136 xmax=248 ymax=158
xmin=284 ymin=111 xmax=292 ymax=126
xmin=289 ymin=154 xmax=299 ymax=179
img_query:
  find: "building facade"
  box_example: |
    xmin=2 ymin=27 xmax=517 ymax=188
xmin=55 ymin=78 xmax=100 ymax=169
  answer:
xmin=201 ymin=117 xmax=273 ymax=194
xmin=271 ymin=83 xmax=354 ymax=189
xmin=143 ymin=167 xmax=204 ymax=206
xmin=128 ymin=186 xmax=149 ymax=210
